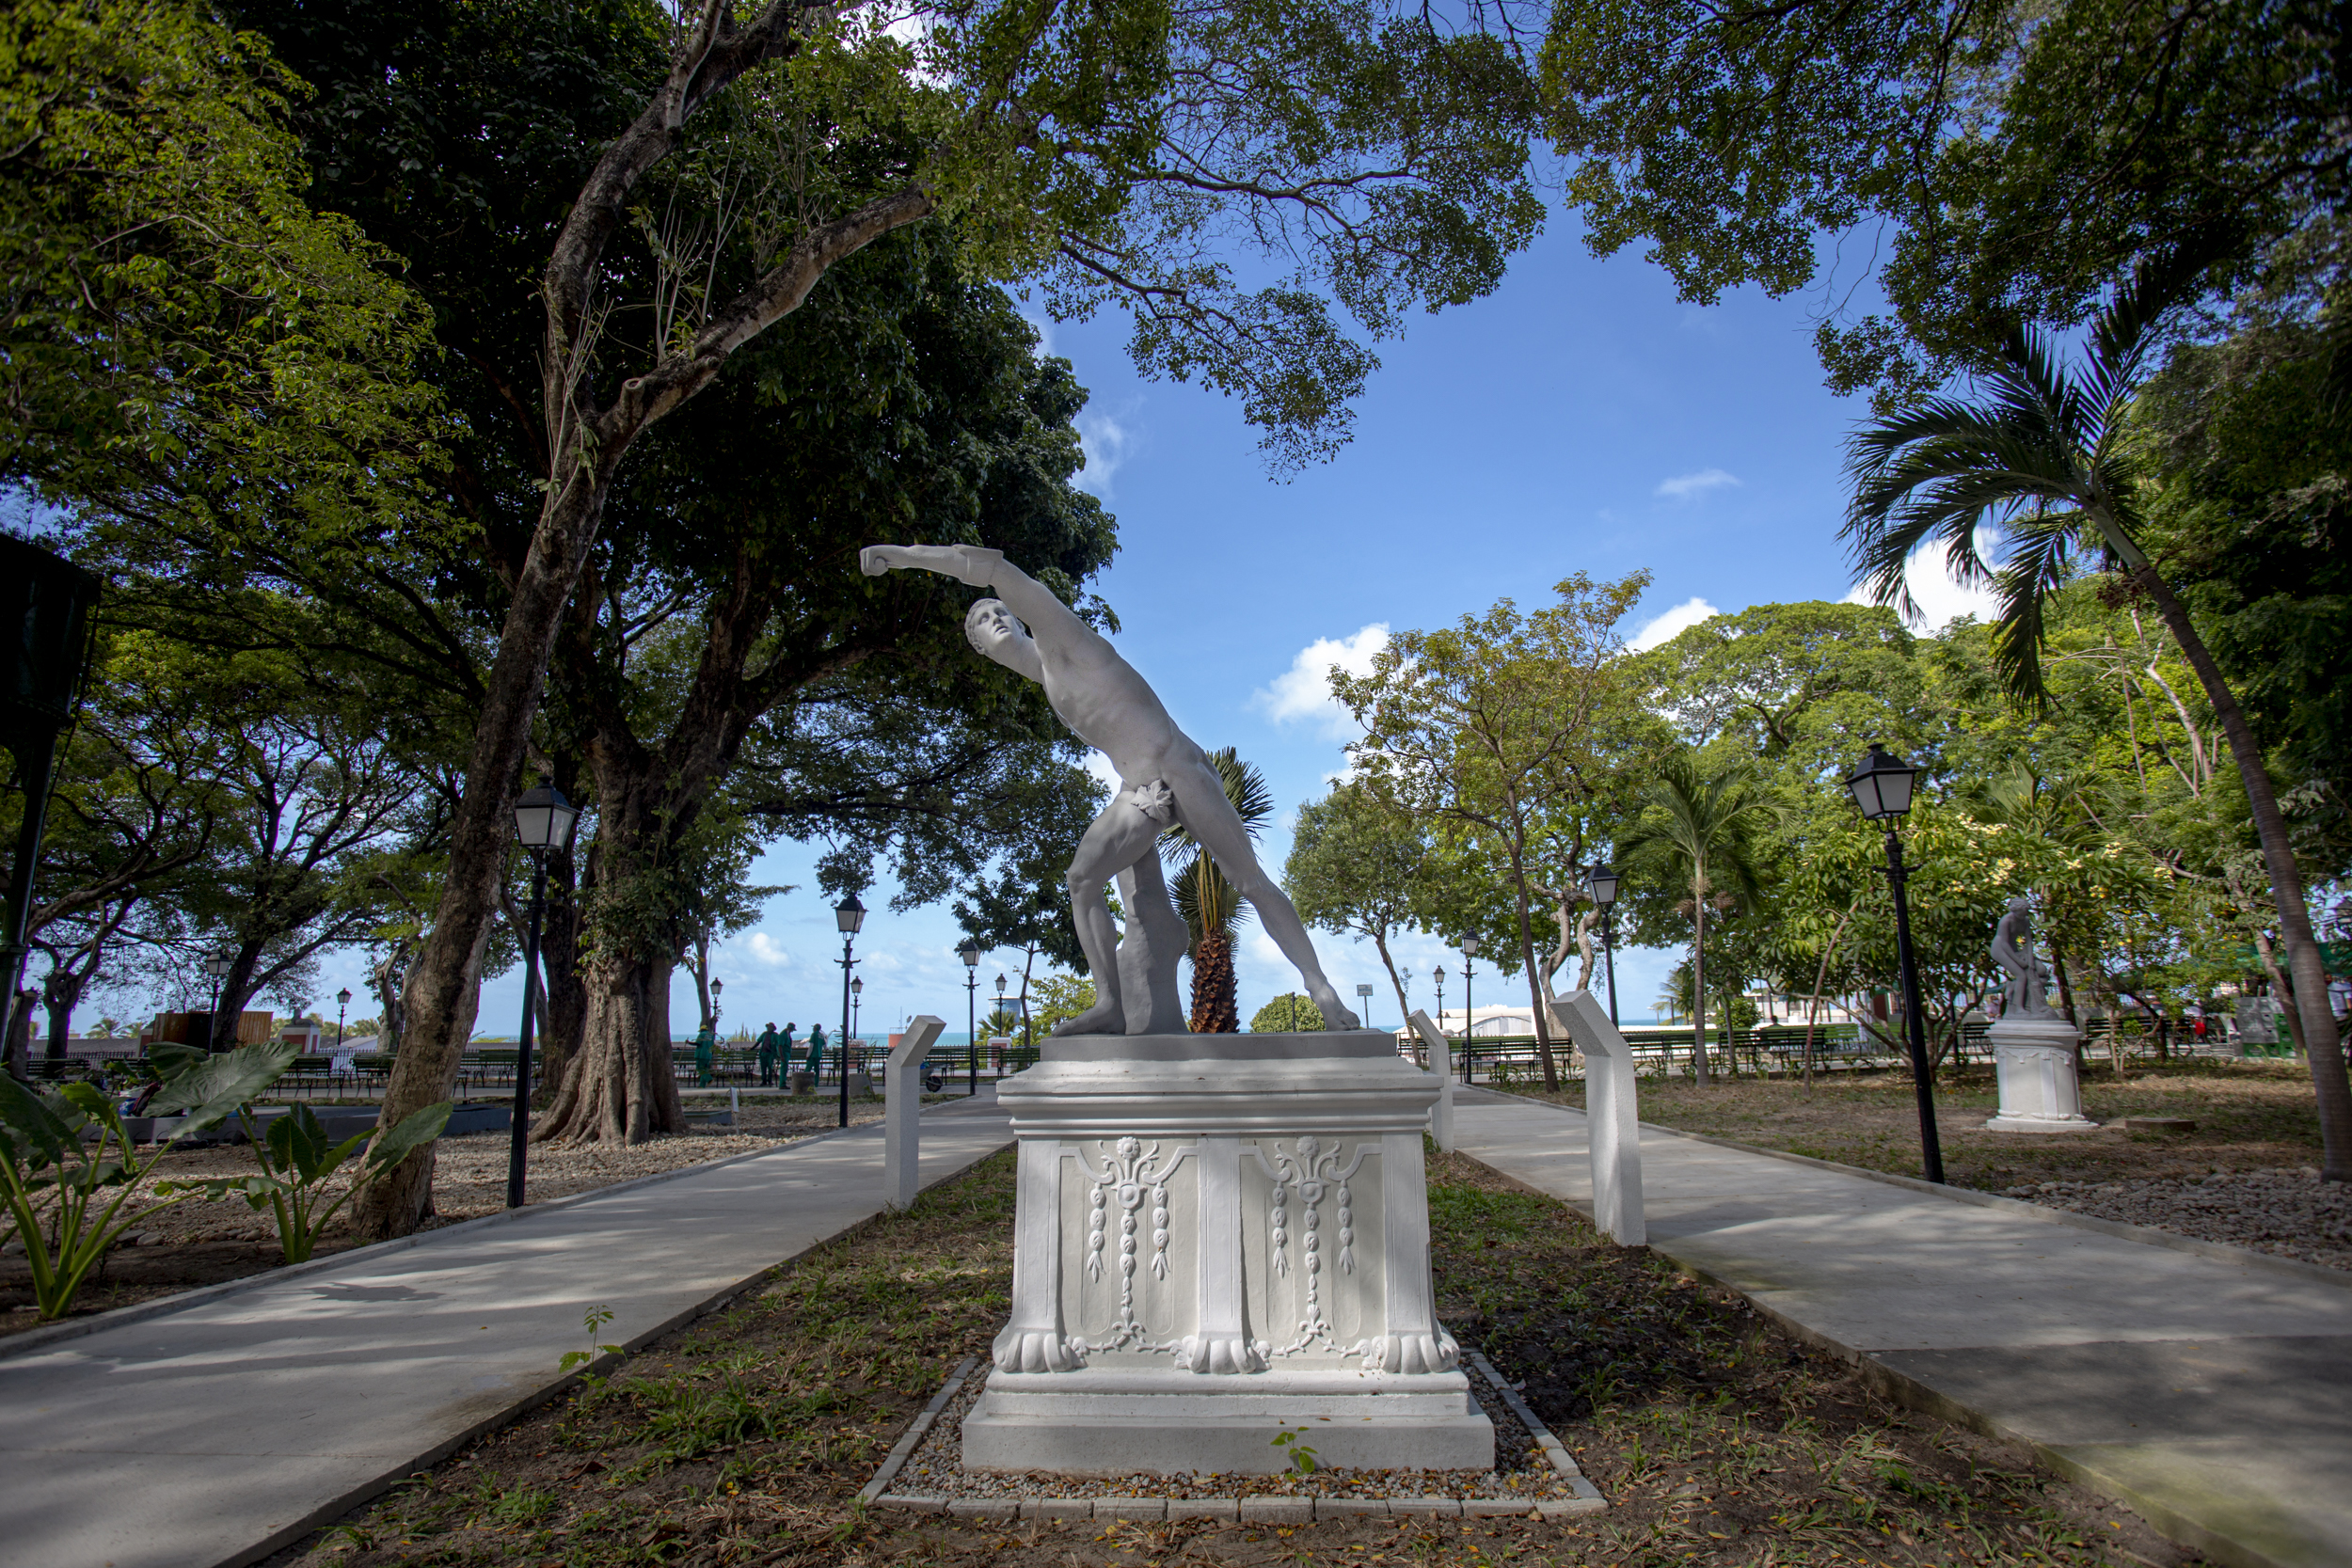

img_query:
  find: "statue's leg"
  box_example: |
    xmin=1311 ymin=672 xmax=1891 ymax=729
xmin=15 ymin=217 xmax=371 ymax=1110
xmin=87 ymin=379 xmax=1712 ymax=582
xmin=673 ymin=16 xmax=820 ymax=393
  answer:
xmin=1165 ymin=761 xmax=1360 ymax=1030
xmin=1056 ymin=795 xmax=1161 ymax=1037
xmin=1115 ymin=850 xmax=1190 ymax=1035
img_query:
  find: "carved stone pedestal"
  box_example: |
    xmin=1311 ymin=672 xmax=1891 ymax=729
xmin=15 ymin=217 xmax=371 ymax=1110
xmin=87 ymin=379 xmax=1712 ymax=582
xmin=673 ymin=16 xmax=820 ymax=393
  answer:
xmin=1983 ymin=1016 xmax=2101 ymax=1132
xmin=961 ymin=1033 xmax=1495 ymax=1477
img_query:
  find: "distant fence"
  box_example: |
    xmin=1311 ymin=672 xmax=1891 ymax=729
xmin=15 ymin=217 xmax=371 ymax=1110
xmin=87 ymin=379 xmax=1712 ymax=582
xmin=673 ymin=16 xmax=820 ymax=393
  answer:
xmin=1426 ymin=1015 xmax=2275 ymax=1085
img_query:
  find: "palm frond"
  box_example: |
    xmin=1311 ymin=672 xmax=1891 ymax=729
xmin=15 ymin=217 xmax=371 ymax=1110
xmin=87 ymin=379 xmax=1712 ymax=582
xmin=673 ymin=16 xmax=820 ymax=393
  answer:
xmin=1987 ymin=506 xmax=2080 ymax=705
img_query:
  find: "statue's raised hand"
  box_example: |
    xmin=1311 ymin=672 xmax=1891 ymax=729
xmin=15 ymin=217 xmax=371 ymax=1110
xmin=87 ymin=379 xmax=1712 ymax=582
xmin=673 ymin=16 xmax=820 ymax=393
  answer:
xmin=860 ymin=543 xmax=1003 ymax=585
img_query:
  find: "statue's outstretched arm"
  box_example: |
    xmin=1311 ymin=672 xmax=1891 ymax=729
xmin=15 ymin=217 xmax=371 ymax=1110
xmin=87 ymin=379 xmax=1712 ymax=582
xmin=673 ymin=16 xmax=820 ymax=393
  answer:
xmin=862 ymin=544 xmax=1087 ymax=640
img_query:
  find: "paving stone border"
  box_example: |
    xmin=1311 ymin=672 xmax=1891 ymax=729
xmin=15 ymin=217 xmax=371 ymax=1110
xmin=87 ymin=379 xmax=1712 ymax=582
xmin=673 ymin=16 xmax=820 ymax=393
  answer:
xmin=858 ymin=1350 xmax=1606 ymax=1522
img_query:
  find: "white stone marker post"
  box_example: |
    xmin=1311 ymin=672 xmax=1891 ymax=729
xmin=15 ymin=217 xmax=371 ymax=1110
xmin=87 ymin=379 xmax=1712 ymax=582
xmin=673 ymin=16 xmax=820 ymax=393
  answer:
xmin=1554 ymin=990 xmax=1645 ymax=1245
xmin=885 ymin=1016 xmax=946 ymax=1211
xmin=1408 ymin=1008 xmax=1455 ymax=1152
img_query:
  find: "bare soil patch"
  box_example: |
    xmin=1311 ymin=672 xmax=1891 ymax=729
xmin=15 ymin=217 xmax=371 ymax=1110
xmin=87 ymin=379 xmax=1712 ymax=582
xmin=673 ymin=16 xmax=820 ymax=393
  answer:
xmin=264 ymin=1146 xmax=2193 ymax=1568
xmin=1 ymin=1095 xmax=894 ymax=1336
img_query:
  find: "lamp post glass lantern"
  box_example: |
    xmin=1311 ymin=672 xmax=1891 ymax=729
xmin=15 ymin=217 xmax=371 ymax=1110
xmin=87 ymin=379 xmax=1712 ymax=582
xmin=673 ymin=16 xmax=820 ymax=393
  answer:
xmin=835 ymin=894 xmax=865 ymax=1127
xmin=1587 ymin=864 xmax=1621 ymax=1027
xmin=960 ymin=941 xmax=982 ymax=1096
xmin=505 ymin=784 xmax=579 ymax=1209
xmin=1843 ymin=744 xmax=1944 ymax=1185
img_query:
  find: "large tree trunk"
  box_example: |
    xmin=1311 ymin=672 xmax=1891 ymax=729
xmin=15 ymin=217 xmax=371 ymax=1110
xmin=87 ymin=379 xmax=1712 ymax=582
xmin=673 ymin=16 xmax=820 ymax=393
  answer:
xmin=352 ymin=915 xmax=493 ymax=1236
xmin=1689 ymin=901 xmax=1712 ymax=1086
xmin=1507 ymin=858 xmax=1561 ymax=1090
xmin=533 ymin=948 xmax=684 ymax=1145
xmin=2132 ymin=564 xmax=2352 ymax=1181
xmin=348 ymin=7 xmax=938 ymax=1238
xmin=537 ymin=836 xmax=587 ymax=1101
xmin=353 ymin=510 xmax=598 ymax=1238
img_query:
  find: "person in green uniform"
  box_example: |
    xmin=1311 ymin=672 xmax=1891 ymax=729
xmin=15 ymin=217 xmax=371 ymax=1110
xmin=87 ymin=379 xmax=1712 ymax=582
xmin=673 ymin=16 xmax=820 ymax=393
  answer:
xmin=778 ymin=1022 xmax=799 ymax=1087
xmin=755 ymin=1022 xmax=781 ymax=1086
xmin=804 ymin=1022 xmax=827 ymax=1081
xmin=692 ymin=1020 xmax=716 ymax=1087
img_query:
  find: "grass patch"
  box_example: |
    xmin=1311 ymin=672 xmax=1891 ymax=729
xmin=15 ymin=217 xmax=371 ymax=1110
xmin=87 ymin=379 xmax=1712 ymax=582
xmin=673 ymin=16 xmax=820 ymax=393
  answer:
xmin=1519 ymin=1059 xmax=2321 ymax=1191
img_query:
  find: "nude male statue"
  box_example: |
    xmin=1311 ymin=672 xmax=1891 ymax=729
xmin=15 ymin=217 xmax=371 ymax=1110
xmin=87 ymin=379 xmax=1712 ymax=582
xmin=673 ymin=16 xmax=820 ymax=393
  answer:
xmin=1990 ymin=896 xmax=2059 ymax=1020
xmin=861 ymin=543 xmax=1361 ymax=1034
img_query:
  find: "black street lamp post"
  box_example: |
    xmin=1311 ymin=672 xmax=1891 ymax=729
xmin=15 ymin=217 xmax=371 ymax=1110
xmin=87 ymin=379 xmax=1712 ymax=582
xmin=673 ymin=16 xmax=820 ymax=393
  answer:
xmin=850 ymin=976 xmax=863 ymax=1052
xmin=1459 ymin=935 xmax=1480 ymax=1082
xmin=959 ymin=942 xmax=982 ymax=1095
xmin=204 ymin=948 xmax=234 ymax=1049
xmin=506 ymin=785 xmax=579 ymax=1209
xmin=335 ymin=988 xmax=351 ymax=1054
xmin=993 ymin=974 xmax=1007 ymax=1077
xmin=835 ymin=895 xmax=865 ymax=1128
xmin=1846 ymin=743 xmax=1945 ymax=1185
xmin=1587 ymin=865 xmax=1622 ymax=1027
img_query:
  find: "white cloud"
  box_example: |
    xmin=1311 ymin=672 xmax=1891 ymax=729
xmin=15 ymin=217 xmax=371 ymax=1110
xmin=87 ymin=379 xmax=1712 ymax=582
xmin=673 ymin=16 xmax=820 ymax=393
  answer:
xmin=1628 ymin=596 xmax=1721 ymax=652
xmin=1654 ymin=467 xmax=1741 ymax=501
xmin=1250 ymin=625 xmax=1389 ymax=740
xmin=746 ymin=933 xmax=793 ymax=967
xmin=1075 ymin=409 xmax=1136 ymax=499
xmin=1842 ymin=539 xmax=2003 ymax=631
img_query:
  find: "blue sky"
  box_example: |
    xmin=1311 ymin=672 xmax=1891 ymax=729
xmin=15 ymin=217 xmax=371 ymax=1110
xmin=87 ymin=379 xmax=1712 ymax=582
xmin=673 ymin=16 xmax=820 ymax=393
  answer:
xmin=312 ymin=220 xmax=1994 ymax=1044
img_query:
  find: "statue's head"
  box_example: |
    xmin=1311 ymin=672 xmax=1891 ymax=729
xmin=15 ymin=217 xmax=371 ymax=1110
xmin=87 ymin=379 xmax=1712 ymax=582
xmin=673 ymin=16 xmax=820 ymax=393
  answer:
xmin=965 ymin=598 xmax=1043 ymax=679
xmin=2008 ymin=895 xmax=2032 ymax=917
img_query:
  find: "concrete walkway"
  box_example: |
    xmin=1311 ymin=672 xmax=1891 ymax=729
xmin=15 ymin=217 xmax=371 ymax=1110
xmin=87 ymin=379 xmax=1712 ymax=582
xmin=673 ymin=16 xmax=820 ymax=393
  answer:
xmin=1453 ymin=1089 xmax=2352 ymax=1568
xmin=0 ymin=1096 xmax=1013 ymax=1568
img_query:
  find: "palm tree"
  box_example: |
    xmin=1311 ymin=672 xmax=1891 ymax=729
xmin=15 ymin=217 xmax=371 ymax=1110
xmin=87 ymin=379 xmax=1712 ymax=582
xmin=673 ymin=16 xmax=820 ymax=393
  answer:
xmin=1620 ymin=752 xmax=1776 ymax=1085
xmin=1161 ymin=747 xmax=1271 ymax=1033
xmin=1844 ymin=250 xmax=2352 ymax=1182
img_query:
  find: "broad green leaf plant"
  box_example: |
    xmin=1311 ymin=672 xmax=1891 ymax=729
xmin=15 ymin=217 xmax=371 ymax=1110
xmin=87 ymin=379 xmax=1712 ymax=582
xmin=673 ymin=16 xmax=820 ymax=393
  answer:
xmin=158 ymin=1099 xmax=453 ymax=1265
xmin=0 ymin=1038 xmax=297 ymax=1320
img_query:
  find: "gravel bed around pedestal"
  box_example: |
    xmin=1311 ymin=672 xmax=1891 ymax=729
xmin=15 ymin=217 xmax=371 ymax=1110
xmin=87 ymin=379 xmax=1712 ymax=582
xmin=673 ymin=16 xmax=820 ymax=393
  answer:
xmin=861 ymin=1349 xmax=1605 ymax=1521
xmin=2000 ymin=1165 xmax=2352 ymax=1271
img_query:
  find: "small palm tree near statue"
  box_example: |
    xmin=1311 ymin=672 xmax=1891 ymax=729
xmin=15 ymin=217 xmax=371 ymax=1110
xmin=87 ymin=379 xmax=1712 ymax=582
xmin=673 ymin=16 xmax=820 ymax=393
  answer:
xmin=1841 ymin=242 xmax=2352 ymax=1180
xmin=1162 ymin=747 xmax=1272 ymax=1033
xmin=1619 ymin=751 xmax=1777 ymax=1086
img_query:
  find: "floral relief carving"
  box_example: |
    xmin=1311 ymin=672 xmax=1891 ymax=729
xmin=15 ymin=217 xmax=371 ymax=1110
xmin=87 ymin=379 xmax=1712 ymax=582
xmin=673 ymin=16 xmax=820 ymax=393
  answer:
xmin=1254 ymin=1136 xmax=1369 ymax=1356
xmin=1073 ymin=1135 xmax=1190 ymax=1354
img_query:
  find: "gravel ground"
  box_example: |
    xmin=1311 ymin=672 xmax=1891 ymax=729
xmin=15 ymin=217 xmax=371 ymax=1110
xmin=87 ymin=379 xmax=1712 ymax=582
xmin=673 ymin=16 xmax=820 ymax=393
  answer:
xmin=2002 ymin=1165 xmax=2352 ymax=1271
xmin=887 ymin=1354 xmax=1582 ymax=1505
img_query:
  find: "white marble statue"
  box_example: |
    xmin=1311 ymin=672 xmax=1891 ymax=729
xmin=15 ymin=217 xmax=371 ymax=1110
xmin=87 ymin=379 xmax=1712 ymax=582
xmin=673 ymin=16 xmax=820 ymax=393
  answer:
xmin=1984 ymin=896 xmax=2097 ymax=1132
xmin=862 ymin=543 xmax=1359 ymax=1033
xmin=1990 ymin=896 xmax=2061 ymax=1021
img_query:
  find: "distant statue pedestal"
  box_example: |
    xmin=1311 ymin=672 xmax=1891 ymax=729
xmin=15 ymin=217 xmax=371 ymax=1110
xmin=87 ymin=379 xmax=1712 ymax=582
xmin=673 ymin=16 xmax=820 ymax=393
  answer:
xmin=1983 ymin=1016 xmax=2101 ymax=1132
xmin=961 ymin=1032 xmax=1495 ymax=1477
